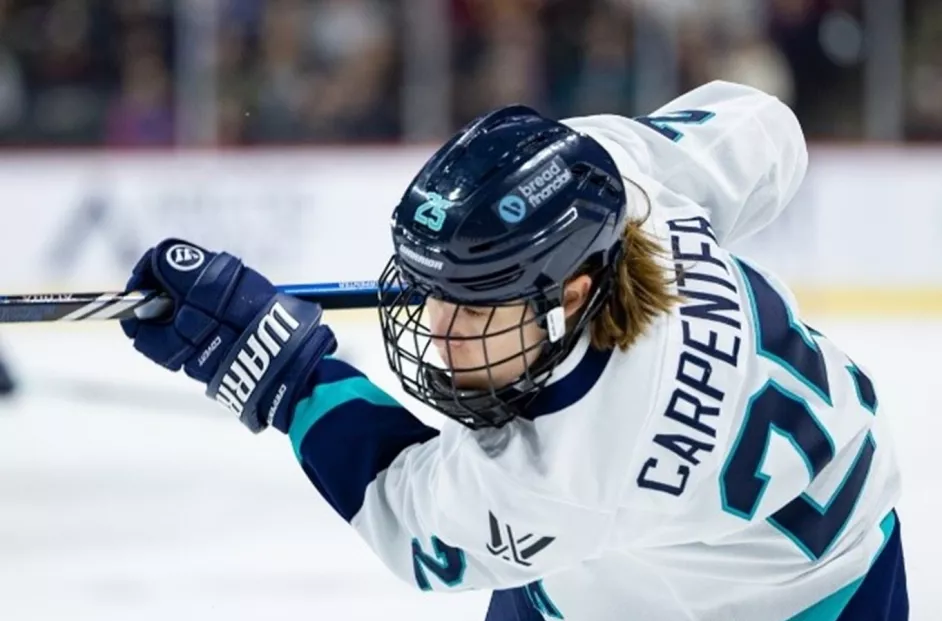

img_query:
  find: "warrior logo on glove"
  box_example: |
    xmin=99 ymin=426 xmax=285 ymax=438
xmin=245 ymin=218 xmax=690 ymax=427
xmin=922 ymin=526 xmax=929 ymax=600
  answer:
xmin=213 ymin=301 xmax=301 ymax=417
xmin=120 ymin=237 xmax=336 ymax=433
xmin=165 ymin=243 xmax=206 ymax=272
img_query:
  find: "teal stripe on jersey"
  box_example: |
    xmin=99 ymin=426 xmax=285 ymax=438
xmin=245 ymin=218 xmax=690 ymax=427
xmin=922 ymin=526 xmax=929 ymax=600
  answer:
xmin=289 ymin=376 xmax=402 ymax=461
xmin=787 ymin=511 xmax=897 ymax=621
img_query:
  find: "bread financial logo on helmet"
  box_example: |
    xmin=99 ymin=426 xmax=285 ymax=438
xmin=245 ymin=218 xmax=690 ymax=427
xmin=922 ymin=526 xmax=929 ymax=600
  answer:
xmin=166 ymin=243 xmax=205 ymax=272
xmin=514 ymin=155 xmax=572 ymax=210
xmin=497 ymin=194 xmax=527 ymax=224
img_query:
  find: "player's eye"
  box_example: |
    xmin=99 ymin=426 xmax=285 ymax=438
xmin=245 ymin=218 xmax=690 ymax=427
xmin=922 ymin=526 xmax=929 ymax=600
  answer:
xmin=460 ymin=306 xmax=488 ymax=318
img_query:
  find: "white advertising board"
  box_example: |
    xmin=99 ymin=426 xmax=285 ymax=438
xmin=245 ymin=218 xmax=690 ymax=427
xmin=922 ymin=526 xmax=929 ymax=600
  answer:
xmin=0 ymin=148 xmax=433 ymax=293
xmin=732 ymin=147 xmax=942 ymax=288
xmin=0 ymin=146 xmax=939 ymax=313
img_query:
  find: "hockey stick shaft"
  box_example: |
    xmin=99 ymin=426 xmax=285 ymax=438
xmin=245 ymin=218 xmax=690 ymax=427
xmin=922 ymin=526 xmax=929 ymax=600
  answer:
xmin=0 ymin=281 xmax=398 ymax=324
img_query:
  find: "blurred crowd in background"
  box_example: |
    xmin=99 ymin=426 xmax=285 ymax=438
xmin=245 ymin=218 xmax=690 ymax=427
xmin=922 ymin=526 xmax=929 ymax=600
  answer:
xmin=0 ymin=0 xmax=937 ymax=147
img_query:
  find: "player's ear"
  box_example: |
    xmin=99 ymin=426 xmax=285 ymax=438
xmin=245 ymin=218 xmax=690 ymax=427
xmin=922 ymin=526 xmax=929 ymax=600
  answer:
xmin=562 ymin=274 xmax=593 ymax=320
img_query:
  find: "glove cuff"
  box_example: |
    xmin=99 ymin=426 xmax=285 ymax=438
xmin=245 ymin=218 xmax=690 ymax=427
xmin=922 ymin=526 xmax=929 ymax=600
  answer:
xmin=267 ymin=323 xmax=338 ymax=434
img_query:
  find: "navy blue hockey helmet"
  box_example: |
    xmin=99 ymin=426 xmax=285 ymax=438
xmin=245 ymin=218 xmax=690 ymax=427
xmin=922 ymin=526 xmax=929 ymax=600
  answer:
xmin=378 ymin=104 xmax=628 ymax=429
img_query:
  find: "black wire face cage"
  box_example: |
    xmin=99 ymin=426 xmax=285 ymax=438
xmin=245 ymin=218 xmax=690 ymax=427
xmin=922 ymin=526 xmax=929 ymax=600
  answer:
xmin=376 ymin=258 xmax=613 ymax=430
xmin=376 ymin=260 xmax=560 ymax=429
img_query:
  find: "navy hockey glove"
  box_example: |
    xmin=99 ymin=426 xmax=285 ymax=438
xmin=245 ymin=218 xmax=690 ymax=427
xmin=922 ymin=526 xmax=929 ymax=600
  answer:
xmin=120 ymin=239 xmax=337 ymax=433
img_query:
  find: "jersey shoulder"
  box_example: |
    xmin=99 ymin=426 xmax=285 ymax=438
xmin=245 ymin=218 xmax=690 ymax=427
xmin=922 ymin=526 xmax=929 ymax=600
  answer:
xmin=562 ymin=80 xmax=786 ymax=152
xmin=563 ymin=80 xmax=807 ymax=246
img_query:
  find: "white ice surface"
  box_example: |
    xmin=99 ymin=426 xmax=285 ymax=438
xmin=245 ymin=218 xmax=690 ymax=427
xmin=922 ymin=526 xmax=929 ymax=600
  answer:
xmin=0 ymin=317 xmax=934 ymax=620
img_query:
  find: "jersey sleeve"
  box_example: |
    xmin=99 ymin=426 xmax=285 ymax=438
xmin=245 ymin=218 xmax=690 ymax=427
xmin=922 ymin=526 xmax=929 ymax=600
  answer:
xmin=286 ymin=356 xmax=614 ymax=592
xmin=563 ymin=80 xmax=808 ymax=246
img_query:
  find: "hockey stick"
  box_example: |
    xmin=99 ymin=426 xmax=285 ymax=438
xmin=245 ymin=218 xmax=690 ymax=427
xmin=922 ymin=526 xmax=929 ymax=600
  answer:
xmin=0 ymin=281 xmax=398 ymax=324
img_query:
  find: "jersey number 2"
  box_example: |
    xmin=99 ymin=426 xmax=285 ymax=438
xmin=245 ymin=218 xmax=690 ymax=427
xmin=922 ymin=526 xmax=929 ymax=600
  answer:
xmin=720 ymin=259 xmax=878 ymax=561
xmin=633 ymin=110 xmax=715 ymax=142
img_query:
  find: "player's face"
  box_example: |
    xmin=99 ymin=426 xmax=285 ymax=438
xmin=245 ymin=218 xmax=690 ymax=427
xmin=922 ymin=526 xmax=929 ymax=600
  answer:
xmin=425 ymin=299 xmax=544 ymax=390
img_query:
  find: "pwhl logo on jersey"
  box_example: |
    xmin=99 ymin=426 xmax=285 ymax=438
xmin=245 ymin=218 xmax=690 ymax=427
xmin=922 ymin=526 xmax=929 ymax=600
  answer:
xmin=486 ymin=511 xmax=555 ymax=567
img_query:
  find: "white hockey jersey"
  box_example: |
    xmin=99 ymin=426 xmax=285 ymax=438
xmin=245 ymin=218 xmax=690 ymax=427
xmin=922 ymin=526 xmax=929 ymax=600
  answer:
xmin=286 ymin=81 xmax=903 ymax=620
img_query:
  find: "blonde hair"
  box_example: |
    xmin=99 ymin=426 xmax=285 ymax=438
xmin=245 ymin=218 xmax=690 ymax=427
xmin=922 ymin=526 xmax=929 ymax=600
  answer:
xmin=578 ymin=200 xmax=681 ymax=351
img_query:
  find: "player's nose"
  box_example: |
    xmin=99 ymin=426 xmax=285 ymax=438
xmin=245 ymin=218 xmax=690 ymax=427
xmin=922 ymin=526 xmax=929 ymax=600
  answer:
xmin=426 ymin=301 xmax=467 ymax=358
xmin=427 ymin=300 xmax=457 ymax=337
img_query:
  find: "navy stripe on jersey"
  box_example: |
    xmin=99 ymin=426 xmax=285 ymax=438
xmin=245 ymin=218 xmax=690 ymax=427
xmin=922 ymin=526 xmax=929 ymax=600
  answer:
xmin=307 ymin=354 xmax=366 ymax=385
xmin=520 ymin=346 xmax=613 ymax=421
xmin=289 ymin=357 xmax=439 ymax=522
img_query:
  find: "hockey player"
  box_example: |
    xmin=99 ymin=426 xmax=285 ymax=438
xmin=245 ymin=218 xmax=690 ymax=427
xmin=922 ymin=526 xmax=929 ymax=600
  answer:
xmin=119 ymin=80 xmax=907 ymax=620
